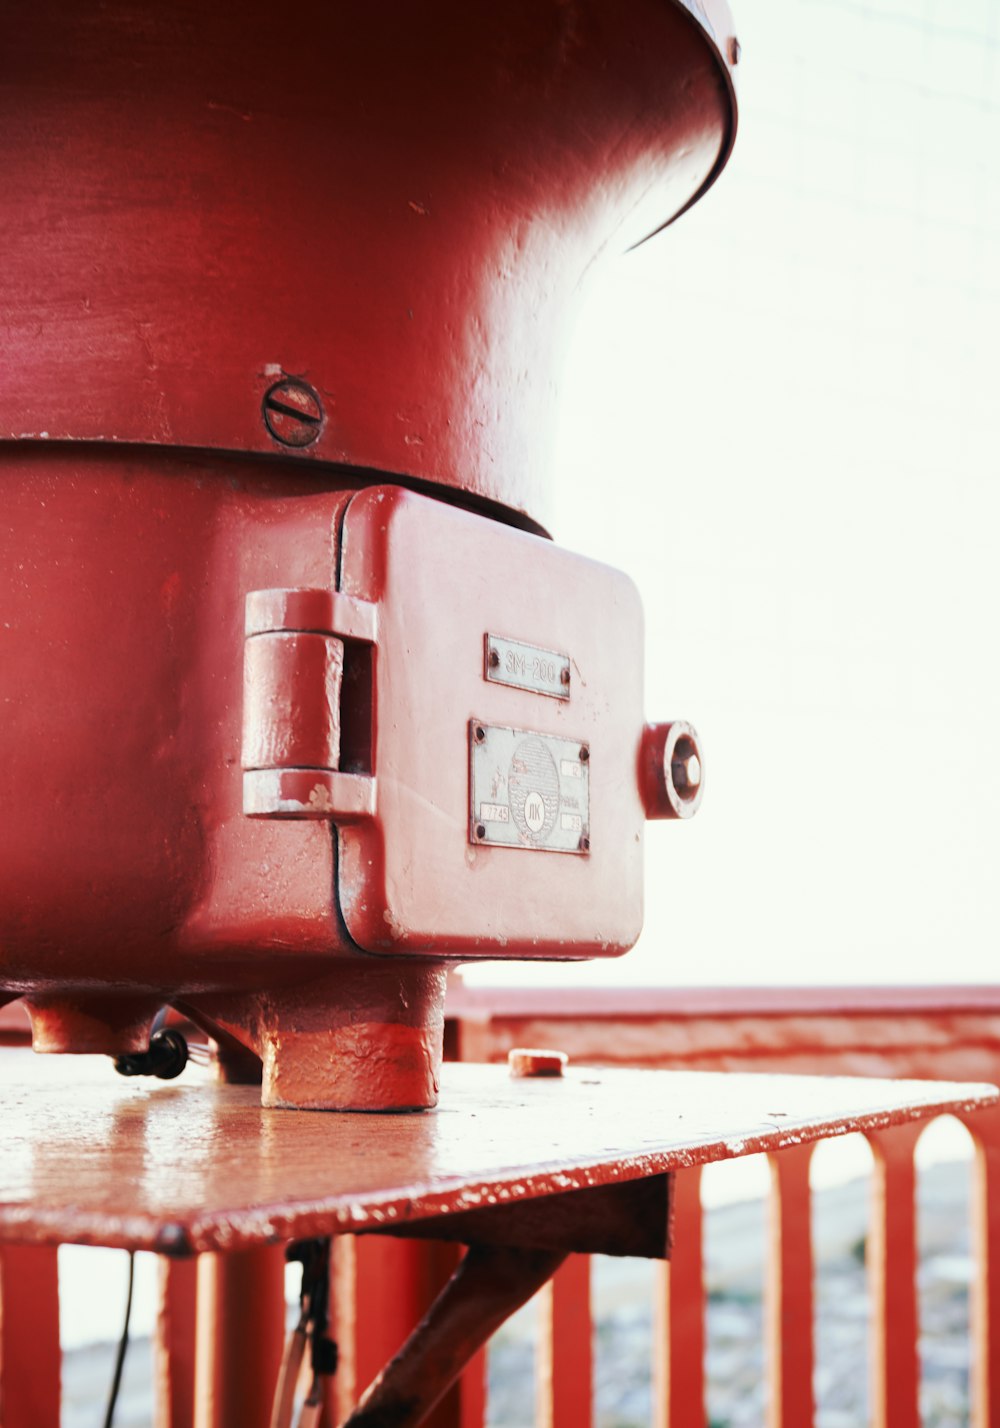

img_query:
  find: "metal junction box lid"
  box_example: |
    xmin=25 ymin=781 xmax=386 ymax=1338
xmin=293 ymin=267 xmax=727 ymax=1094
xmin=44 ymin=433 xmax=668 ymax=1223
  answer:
xmin=330 ymin=487 xmax=647 ymax=958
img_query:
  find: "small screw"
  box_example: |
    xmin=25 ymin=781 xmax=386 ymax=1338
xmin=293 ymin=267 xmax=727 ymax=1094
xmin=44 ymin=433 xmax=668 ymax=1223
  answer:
xmin=475 ymin=823 xmax=486 ymax=840
xmin=474 ymin=725 xmax=486 ymax=743
xmin=262 ymin=378 xmax=324 ymax=448
xmin=729 ymin=37 xmax=741 ymax=65
xmin=579 ymin=834 xmax=590 ymax=853
xmin=579 ymin=745 xmax=590 ymax=763
xmin=488 ymin=649 xmax=500 ymax=669
xmin=560 ymin=667 xmax=571 ymax=686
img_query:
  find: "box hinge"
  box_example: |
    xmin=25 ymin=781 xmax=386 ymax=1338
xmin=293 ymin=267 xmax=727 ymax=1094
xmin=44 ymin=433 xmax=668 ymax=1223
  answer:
xmin=242 ymin=587 xmax=377 ymax=821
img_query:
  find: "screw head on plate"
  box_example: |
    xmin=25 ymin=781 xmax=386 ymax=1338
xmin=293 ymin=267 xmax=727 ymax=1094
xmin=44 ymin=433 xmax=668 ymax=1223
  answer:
xmin=262 ymin=378 xmax=324 ymax=448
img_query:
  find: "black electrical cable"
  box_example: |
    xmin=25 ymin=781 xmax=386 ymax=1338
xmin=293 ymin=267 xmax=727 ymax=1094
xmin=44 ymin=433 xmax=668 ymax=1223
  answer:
xmin=113 ymin=1028 xmax=189 ymax=1080
xmin=102 ymin=1250 xmax=135 ymax=1428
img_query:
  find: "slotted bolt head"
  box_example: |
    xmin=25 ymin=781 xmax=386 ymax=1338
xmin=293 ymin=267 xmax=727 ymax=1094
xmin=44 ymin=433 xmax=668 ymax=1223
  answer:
xmin=262 ymin=378 xmax=324 ymax=448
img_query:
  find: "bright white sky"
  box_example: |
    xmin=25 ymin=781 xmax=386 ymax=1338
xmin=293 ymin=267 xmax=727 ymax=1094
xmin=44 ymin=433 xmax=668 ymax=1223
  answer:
xmin=469 ymin=0 xmax=1000 ymax=988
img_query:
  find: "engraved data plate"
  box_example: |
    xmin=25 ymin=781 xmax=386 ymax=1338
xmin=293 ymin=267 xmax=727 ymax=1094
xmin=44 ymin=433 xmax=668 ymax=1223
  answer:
xmin=470 ymin=721 xmax=590 ymax=854
xmin=484 ymin=634 xmax=571 ymax=700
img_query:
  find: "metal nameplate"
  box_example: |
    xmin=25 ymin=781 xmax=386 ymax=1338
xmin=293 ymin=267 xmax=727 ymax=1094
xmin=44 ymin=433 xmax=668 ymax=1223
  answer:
xmin=470 ymin=721 xmax=590 ymax=854
xmin=484 ymin=634 xmax=570 ymax=700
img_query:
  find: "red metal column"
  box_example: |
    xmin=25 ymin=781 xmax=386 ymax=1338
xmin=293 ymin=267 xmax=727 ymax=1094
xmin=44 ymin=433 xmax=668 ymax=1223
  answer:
xmin=457 ymin=1346 xmax=488 ymax=1428
xmin=654 ymin=1166 xmax=704 ymax=1428
xmin=537 ymin=1255 xmax=593 ymax=1428
xmin=342 ymin=1245 xmax=562 ymax=1427
xmin=156 ymin=1256 xmax=198 ymax=1428
xmin=0 ymin=1244 xmax=61 ymax=1428
xmin=194 ymin=1246 xmax=285 ymax=1428
xmin=332 ymin=1237 xmax=484 ymax=1428
xmin=767 ymin=1143 xmax=815 ymax=1428
xmin=962 ymin=1105 xmax=1000 ymax=1428
xmin=867 ymin=1122 xmax=923 ymax=1428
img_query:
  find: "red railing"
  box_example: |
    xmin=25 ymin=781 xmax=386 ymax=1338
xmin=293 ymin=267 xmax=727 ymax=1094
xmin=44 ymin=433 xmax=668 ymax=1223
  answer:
xmin=446 ymin=983 xmax=1000 ymax=1428
xmin=2 ymin=985 xmax=1000 ymax=1428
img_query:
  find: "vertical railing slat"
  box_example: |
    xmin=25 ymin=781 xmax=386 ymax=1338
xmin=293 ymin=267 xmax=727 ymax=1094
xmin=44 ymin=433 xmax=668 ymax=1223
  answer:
xmin=767 ymin=1142 xmax=815 ymax=1428
xmin=458 ymin=1345 xmax=488 ymax=1428
xmin=961 ymin=1105 xmax=1000 ymax=1428
xmin=331 ymin=1237 xmax=486 ymax=1428
xmin=537 ymin=1254 xmax=592 ymax=1428
xmin=193 ymin=1245 xmax=286 ymax=1428
xmin=867 ymin=1121 xmax=924 ymax=1428
xmin=155 ymin=1255 xmax=198 ymax=1428
xmin=654 ymin=1166 xmax=704 ymax=1428
xmin=0 ymin=1243 xmax=61 ymax=1428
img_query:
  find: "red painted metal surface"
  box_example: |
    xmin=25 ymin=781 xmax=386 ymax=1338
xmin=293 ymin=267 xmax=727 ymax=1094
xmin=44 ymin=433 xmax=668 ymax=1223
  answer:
xmin=508 ymin=1048 xmax=569 ymax=1078
xmin=654 ymin=1166 xmax=705 ymax=1428
xmin=0 ymin=1244 xmax=60 ymax=1428
xmin=447 ymin=982 xmax=1000 ymax=1081
xmin=0 ymin=453 xmax=356 ymax=1050
xmin=445 ymin=984 xmax=1000 ymax=1426
xmin=0 ymin=0 xmax=736 ymax=532
xmin=639 ymin=721 xmax=705 ymax=821
xmin=0 ymin=1060 xmax=992 ymax=1253
xmin=2 ymin=0 xmax=733 ymax=1092
xmin=371 ymin=1176 xmax=673 ymax=1259
xmin=343 ymin=1246 xmax=567 ymax=1427
xmin=243 ymin=631 xmax=345 ymax=774
xmin=0 ymin=468 xmax=669 ymax=1107
xmin=329 ymin=1240 xmax=500 ymax=1427
xmin=1 ymin=467 xmax=688 ymax=1108
xmin=964 ymin=1105 xmax=1000 ymax=1428
xmin=4 ymin=990 xmax=1000 ymax=1425
xmin=193 ymin=1246 xmax=286 ymax=1428
xmin=330 ymin=487 xmax=648 ymax=959
xmin=193 ymin=961 xmax=449 ymax=1112
xmin=767 ymin=1143 xmax=815 ymax=1428
xmin=868 ymin=1122 xmax=922 ymax=1428
xmin=0 ymin=0 xmax=736 ymax=1107
xmin=3 ymin=0 xmax=734 ymax=1112
xmin=333 ymin=1238 xmax=483 ymax=1428
xmin=156 ymin=1257 xmax=198 ymax=1428
xmin=538 ymin=1256 xmax=594 ymax=1428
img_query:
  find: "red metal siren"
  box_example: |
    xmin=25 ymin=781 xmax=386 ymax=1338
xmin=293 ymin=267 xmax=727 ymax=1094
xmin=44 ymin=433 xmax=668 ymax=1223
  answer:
xmin=0 ymin=0 xmax=737 ymax=1109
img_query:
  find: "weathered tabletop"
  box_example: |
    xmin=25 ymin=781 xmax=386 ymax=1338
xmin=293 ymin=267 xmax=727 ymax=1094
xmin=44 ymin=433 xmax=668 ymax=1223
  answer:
xmin=0 ymin=1055 xmax=994 ymax=1255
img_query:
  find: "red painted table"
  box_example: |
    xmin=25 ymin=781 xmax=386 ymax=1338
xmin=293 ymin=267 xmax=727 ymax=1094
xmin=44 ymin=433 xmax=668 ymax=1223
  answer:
xmin=0 ymin=1058 xmax=995 ymax=1426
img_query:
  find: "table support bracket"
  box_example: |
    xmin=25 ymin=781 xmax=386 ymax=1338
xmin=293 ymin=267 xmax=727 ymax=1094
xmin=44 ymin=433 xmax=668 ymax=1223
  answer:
xmin=330 ymin=1176 xmax=673 ymax=1426
xmin=364 ymin=1173 xmax=674 ymax=1260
